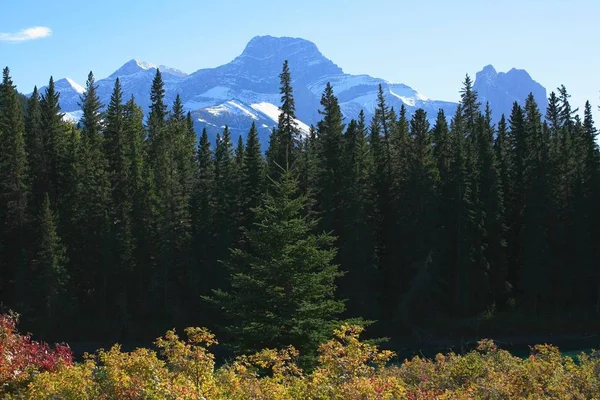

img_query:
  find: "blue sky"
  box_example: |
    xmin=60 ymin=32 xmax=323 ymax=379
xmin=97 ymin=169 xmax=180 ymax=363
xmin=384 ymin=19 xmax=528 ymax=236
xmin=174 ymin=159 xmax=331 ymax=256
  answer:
xmin=1 ymin=0 xmax=598 ymax=115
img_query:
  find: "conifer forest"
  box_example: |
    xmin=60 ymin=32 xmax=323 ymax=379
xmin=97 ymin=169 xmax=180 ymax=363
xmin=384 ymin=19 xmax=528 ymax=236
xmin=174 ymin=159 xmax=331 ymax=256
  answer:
xmin=1 ymin=59 xmax=600 ymax=362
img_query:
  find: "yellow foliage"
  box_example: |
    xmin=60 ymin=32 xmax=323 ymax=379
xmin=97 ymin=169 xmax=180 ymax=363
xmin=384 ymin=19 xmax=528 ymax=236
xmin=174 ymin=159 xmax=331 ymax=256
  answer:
xmin=10 ymin=325 xmax=600 ymax=400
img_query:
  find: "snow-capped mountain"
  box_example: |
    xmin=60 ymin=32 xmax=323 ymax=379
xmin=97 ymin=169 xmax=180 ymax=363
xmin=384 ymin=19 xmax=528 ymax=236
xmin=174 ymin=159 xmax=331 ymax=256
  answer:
xmin=34 ymin=36 xmax=548 ymax=144
xmin=473 ymin=65 xmax=547 ymax=121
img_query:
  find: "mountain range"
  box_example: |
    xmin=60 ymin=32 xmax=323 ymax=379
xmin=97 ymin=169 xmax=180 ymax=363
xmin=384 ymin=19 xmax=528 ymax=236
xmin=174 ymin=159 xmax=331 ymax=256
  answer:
xmin=35 ymin=35 xmax=548 ymax=146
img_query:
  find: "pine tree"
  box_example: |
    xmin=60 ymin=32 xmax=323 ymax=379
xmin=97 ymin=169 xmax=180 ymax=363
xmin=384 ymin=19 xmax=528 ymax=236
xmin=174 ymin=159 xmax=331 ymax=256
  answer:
xmin=339 ymin=112 xmax=377 ymax=321
xmin=267 ymin=60 xmax=300 ymax=175
xmin=0 ymin=67 xmax=29 ymax=308
xmin=369 ymin=87 xmax=399 ymax=323
xmin=447 ymin=105 xmax=486 ymax=316
xmin=571 ymin=101 xmax=599 ymax=310
xmin=477 ymin=105 xmax=507 ymax=305
xmin=25 ymin=87 xmax=43 ymax=207
xmin=460 ymin=74 xmax=480 ymax=135
xmin=505 ymin=103 xmax=526 ymax=287
xmin=297 ymin=125 xmax=319 ymax=214
xmin=34 ymin=193 xmax=68 ymax=337
xmin=213 ymin=127 xmax=236 ymax=290
xmin=208 ymin=169 xmax=344 ymax=364
xmin=240 ymin=122 xmax=265 ymax=231
xmin=315 ymin=82 xmax=345 ymax=235
xmin=522 ymin=94 xmax=551 ymax=314
xmin=191 ymin=128 xmax=215 ymax=297
xmin=398 ymin=109 xmax=441 ymax=323
xmin=70 ymin=71 xmax=112 ymax=328
xmin=123 ymin=95 xmax=155 ymax=321
xmin=104 ymin=78 xmax=136 ymax=327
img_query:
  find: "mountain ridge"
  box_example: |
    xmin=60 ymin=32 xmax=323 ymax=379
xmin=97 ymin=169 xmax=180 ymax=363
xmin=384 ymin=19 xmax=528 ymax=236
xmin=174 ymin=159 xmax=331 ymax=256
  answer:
xmin=33 ymin=35 xmax=547 ymax=144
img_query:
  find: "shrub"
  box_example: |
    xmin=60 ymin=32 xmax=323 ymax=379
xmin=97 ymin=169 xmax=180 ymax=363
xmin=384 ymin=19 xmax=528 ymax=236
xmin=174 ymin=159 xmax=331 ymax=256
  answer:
xmin=0 ymin=312 xmax=73 ymax=396
xmin=1 ymin=311 xmax=599 ymax=399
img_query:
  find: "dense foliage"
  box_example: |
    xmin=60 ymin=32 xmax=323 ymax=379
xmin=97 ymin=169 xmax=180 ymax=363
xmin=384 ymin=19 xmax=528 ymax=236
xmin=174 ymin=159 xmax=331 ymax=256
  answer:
xmin=1 ymin=60 xmax=600 ymax=360
xmin=3 ymin=313 xmax=600 ymax=399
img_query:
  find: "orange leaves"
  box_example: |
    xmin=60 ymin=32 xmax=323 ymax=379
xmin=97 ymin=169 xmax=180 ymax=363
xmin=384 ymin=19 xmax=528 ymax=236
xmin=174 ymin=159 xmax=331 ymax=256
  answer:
xmin=3 ymin=313 xmax=600 ymax=399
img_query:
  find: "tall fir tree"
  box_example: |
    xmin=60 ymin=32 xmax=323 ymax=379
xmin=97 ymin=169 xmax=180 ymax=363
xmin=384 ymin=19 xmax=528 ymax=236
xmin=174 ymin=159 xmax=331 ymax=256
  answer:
xmin=476 ymin=105 xmax=507 ymax=305
xmin=315 ymin=82 xmax=345 ymax=235
xmin=506 ymin=102 xmax=526 ymax=287
xmin=239 ymin=122 xmax=265 ymax=232
xmin=208 ymin=168 xmax=344 ymax=365
xmin=522 ymin=94 xmax=551 ymax=314
xmin=34 ymin=193 xmax=68 ymax=338
xmin=267 ymin=60 xmax=300 ymax=175
xmin=337 ymin=112 xmax=377 ymax=321
xmin=70 ymin=71 xmax=112 ymax=330
xmin=212 ymin=127 xmax=236 ymax=294
xmin=398 ymin=109 xmax=441 ymax=324
xmin=191 ymin=128 xmax=215 ymax=299
xmin=0 ymin=67 xmax=28 ymax=308
xmin=104 ymin=78 xmax=136 ymax=329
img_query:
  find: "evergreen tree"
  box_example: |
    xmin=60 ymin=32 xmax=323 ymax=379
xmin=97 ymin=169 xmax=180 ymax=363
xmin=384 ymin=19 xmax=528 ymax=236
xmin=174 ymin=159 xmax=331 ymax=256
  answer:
xmin=315 ymin=82 xmax=345 ymax=235
xmin=104 ymin=79 xmax=136 ymax=327
xmin=240 ymin=122 xmax=265 ymax=231
xmin=25 ymin=87 xmax=43 ymax=207
xmin=369 ymin=87 xmax=399 ymax=323
xmin=267 ymin=60 xmax=300 ymax=174
xmin=398 ymin=109 xmax=441 ymax=323
xmin=123 ymin=95 xmax=156 ymax=321
xmin=34 ymin=193 xmax=68 ymax=337
xmin=70 ymin=71 xmax=112 ymax=329
xmin=460 ymin=74 xmax=480 ymax=135
xmin=447 ymin=105 xmax=486 ymax=316
xmin=191 ymin=128 xmax=215 ymax=297
xmin=0 ymin=67 xmax=28 ymax=308
xmin=208 ymin=169 xmax=344 ymax=364
xmin=571 ymin=101 xmax=599 ymax=309
xmin=339 ymin=112 xmax=377 ymax=321
xmin=477 ymin=105 xmax=507 ymax=305
xmin=521 ymin=94 xmax=551 ymax=314
xmin=505 ymin=103 xmax=526 ymax=287
xmin=213 ymin=127 xmax=236 ymax=290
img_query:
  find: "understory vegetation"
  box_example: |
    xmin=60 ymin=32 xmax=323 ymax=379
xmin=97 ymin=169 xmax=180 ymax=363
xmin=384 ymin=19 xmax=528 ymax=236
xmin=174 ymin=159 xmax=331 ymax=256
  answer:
xmin=2 ymin=312 xmax=600 ymax=399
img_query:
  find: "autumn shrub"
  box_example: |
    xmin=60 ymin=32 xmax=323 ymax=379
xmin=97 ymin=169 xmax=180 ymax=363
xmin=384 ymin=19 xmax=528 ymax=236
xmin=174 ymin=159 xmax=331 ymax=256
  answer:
xmin=0 ymin=311 xmax=73 ymax=396
xmin=3 ymin=311 xmax=600 ymax=399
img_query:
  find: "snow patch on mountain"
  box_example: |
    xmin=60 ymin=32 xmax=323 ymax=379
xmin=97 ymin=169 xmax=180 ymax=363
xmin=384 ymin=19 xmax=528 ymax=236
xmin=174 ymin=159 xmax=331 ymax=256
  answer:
xmin=205 ymin=101 xmax=259 ymax=120
xmin=65 ymin=78 xmax=85 ymax=94
xmin=63 ymin=110 xmax=83 ymax=122
xmin=250 ymin=102 xmax=311 ymax=133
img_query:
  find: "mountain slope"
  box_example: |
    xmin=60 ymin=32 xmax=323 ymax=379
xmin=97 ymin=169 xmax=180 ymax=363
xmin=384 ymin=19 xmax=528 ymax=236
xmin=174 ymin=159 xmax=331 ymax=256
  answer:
xmin=33 ymin=36 xmax=547 ymax=143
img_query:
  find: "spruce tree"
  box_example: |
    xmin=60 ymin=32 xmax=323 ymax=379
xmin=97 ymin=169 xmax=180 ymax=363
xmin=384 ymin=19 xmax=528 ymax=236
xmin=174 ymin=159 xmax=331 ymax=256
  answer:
xmin=339 ymin=112 xmax=377 ymax=321
xmin=369 ymin=88 xmax=399 ymax=323
xmin=477 ymin=106 xmax=507 ymax=305
xmin=315 ymin=82 xmax=345 ymax=235
xmin=240 ymin=122 xmax=265 ymax=231
xmin=522 ymin=94 xmax=551 ymax=314
xmin=71 ymin=71 xmax=112 ymax=328
xmin=104 ymin=78 xmax=136 ymax=327
xmin=123 ymin=95 xmax=155 ymax=320
xmin=25 ymin=87 xmax=43 ymax=207
xmin=212 ymin=127 xmax=236 ymax=290
xmin=398 ymin=109 xmax=441 ymax=323
xmin=267 ymin=60 xmax=300 ymax=175
xmin=505 ymin=103 xmax=526 ymax=287
xmin=0 ymin=67 xmax=29 ymax=308
xmin=34 ymin=193 xmax=68 ymax=337
xmin=208 ymin=168 xmax=344 ymax=364
xmin=191 ymin=128 xmax=215 ymax=297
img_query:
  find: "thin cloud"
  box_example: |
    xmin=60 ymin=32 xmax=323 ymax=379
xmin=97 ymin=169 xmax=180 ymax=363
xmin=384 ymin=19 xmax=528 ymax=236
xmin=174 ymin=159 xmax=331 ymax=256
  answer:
xmin=0 ymin=26 xmax=52 ymax=43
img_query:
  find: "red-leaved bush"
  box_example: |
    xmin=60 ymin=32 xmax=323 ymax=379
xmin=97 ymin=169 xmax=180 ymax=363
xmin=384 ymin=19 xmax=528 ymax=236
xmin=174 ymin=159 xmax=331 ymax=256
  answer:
xmin=0 ymin=312 xmax=73 ymax=395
